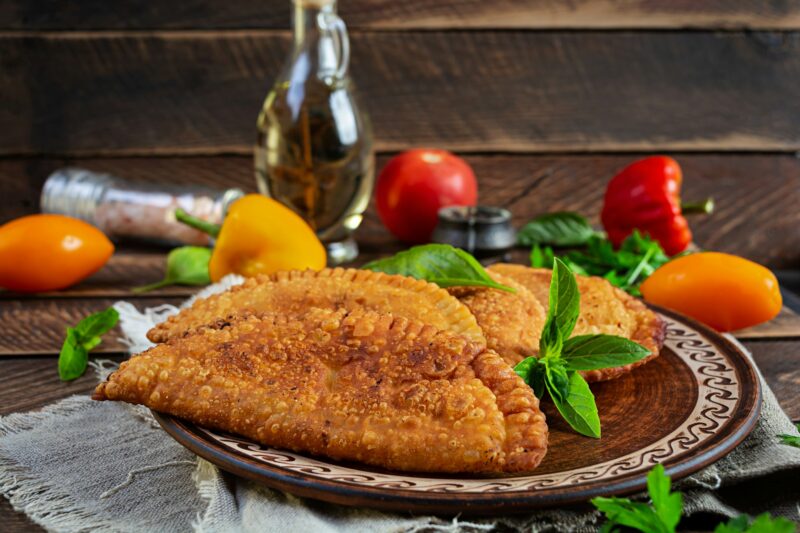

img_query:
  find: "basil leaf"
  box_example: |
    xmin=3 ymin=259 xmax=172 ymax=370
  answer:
xmin=362 ymin=244 xmax=515 ymax=292
xmin=58 ymin=307 xmax=119 ymax=382
xmin=543 ymin=359 xmax=570 ymax=401
xmin=548 ymin=258 xmax=580 ymax=342
xmin=546 ymin=370 xmax=601 ymax=438
xmin=561 ymin=334 xmax=651 ymax=371
xmin=75 ymin=307 xmax=120 ymax=339
xmin=134 ymin=246 xmax=212 ymax=293
xmin=58 ymin=328 xmax=89 ymax=381
xmin=514 ymin=356 xmax=547 ymax=399
xmin=517 ymin=212 xmax=597 ymax=247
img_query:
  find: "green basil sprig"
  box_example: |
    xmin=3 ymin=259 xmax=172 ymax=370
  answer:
xmin=517 ymin=212 xmax=598 ymax=247
xmin=59 ymin=307 xmax=119 ymax=381
xmin=362 ymin=244 xmax=515 ymax=293
xmin=133 ymin=246 xmax=212 ymax=293
xmin=514 ymin=258 xmax=650 ymax=437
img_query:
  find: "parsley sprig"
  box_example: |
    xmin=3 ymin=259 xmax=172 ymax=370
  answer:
xmin=531 ymin=230 xmax=671 ymax=296
xmin=514 ymin=258 xmax=651 ymax=437
xmin=592 ymin=464 xmax=796 ymax=533
xmin=778 ymin=423 xmax=800 ymax=448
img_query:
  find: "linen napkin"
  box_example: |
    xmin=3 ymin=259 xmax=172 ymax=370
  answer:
xmin=1 ymin=277 xmax=799 ymax=532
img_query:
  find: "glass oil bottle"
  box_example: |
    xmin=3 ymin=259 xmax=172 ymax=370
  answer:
xmin=255 ymin=0 xmax=374 ymax=264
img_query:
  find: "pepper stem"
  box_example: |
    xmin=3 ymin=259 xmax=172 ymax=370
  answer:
xmin=174 ymin=208 xmax=221 ymax=238
xmin=681 ymin=198 xmax=714 ymax=215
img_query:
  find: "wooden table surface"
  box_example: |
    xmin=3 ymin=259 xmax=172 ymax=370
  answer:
xmin=4 ymin=0 xmax=800 ymax=529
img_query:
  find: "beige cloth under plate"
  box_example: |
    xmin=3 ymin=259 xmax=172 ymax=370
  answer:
xmin=0 ymin=277 xmax=798 ymax=532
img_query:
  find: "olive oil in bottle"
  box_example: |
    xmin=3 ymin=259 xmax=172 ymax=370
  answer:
xmin=255 ymin=0 xmax=374 ymax=264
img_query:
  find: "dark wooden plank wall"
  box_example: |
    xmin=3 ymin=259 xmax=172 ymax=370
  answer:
xmin=2 ymin=31 xmax=800 ymax=154
xmin=3 ymin=1 xmax=800 ymax=29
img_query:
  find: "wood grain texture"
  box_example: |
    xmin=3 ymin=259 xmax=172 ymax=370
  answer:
xmin=3 ymin=31 xmax=800 ymax=154
xmin=0 ymin=297 xmax=182 ymax=355
xmin=3 ymin=153 xmax=798 ymax=269
xmin=745 ymin=340 xmax=800 ymax=422
xmin=2 ymin=1 xmax=800 ymax=30
xmin=736 ymin=307 xmax=800 ymax=339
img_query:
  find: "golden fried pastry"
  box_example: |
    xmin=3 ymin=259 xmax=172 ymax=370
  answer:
xmin=448 ymin=272 xmax=545 ymax=367
xmin=147 ymin=268 xmax=484 ymax=346
xmin=95 ymin=308 xmax=548 ymax=474
xmin=488 ymin=263 xmax=665 ymax=382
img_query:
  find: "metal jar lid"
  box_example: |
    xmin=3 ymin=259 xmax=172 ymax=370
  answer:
xmin=431 ymin=205 xmax=516 ymax=256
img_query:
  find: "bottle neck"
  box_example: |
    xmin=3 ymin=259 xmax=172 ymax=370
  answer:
xmin=292 ymin=0 xmax=337 ymax=49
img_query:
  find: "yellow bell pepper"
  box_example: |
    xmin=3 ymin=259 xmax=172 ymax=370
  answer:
xmin=177 ymin=194 xmax=326 ymax=282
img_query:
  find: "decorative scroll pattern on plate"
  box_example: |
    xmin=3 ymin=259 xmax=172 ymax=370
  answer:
xmin=192 ymin=316 xmax=740 ymax=493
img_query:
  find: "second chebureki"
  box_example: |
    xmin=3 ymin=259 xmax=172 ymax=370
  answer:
xmin=95 ymin=262 xmax=665 ymax=474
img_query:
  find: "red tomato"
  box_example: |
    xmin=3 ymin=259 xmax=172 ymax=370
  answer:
xmin=375 ymin=149 xmax=478 ymax=243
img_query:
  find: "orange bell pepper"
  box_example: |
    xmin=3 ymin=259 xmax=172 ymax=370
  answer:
xmin=640 ymin=252 xmax=781 ymax=331
xmin=0 ymin=214 xmax=114 ymax=292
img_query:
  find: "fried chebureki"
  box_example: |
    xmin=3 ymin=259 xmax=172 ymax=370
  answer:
xmin=448 ymin=272 xmax=545 ymax=367
xmin=95 ymin=308 xmax=548 ymax=474
xmin=147 ymin=268 xmax=484 ymax=346
xmin=488 ymin=263 xmax=665 ymax=382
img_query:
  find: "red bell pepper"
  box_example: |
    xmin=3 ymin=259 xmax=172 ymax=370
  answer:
xmin=600 ymin=156 xmax=713 ymax=256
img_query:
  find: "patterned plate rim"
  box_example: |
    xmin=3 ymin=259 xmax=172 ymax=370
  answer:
xmin=153 ymin=306 xmax=761 ymax=514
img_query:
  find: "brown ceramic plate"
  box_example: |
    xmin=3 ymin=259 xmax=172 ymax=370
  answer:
xmin=153 ymin=308 xmax=761 ymax=514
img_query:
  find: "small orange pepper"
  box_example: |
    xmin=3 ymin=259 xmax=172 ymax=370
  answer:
xmin=208 ymin=194 xmax=326 ymax=281
xmin=0 ymin=214 xmax=114 ymax=292
xmin=640 ymin=252 xmax=782 ymax=331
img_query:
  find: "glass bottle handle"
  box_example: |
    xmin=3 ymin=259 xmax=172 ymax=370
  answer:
xmin=317 ymin=12 xmax=350 ymax=80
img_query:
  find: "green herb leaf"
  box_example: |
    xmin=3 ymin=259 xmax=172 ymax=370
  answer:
xmin=713 ymin=513 xmax=797 ymax=533
xmin=75 ymin=307 xmax=120 ymax=339
xmin=543 ymin=258 xmax=580 ymax=346
xmin=58 ymin=328 xmax=89 ymax=382
xmin=134 ymin=246 xmax=212 ymax=293
xmin=58 ymin=307 xmax=119 ymax=381
xmin=517 ymin=212 xmax=597 ymax=247
xmin=514 ymin=356 xmax=547 ymax=399
xmin=362 ymin=244 xmax=515 ymax=292
xmin=647 ymin=465 xmax=682 ymax=532
xmin=561 ymin=334 xmax=651 ymax=371
xmin=777 ymin=423 xmax=800 ymax=448
xmin=536 ymin=231 xmax=671 ymax=295
xmin=530 ymin=243 xmax=556 ymax=269
xmin=592 ymin=464 xmax=682 ymax=533
xmin=547 ymin=369 xmax=601 ymax=438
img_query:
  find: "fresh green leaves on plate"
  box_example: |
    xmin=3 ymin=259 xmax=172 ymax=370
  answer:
xmin=530 ymin=230 xmax=671 ymax=296
xmin=517 ymin=212 xmax=598 ymax=247
xmin=514 ymin=258 xmax=651 ymax=437
xmin=778 ymin=423 xmax=800 ymax=448
xmin=592 ymin=464 xmax=795 ymax=533
xmin=362 ymin=244 xmax=515 ymax=292
xmin=58 ymin=307 xmax=119 ymax=381
xmin=134 ymin=246 xmax=212 ymax=293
